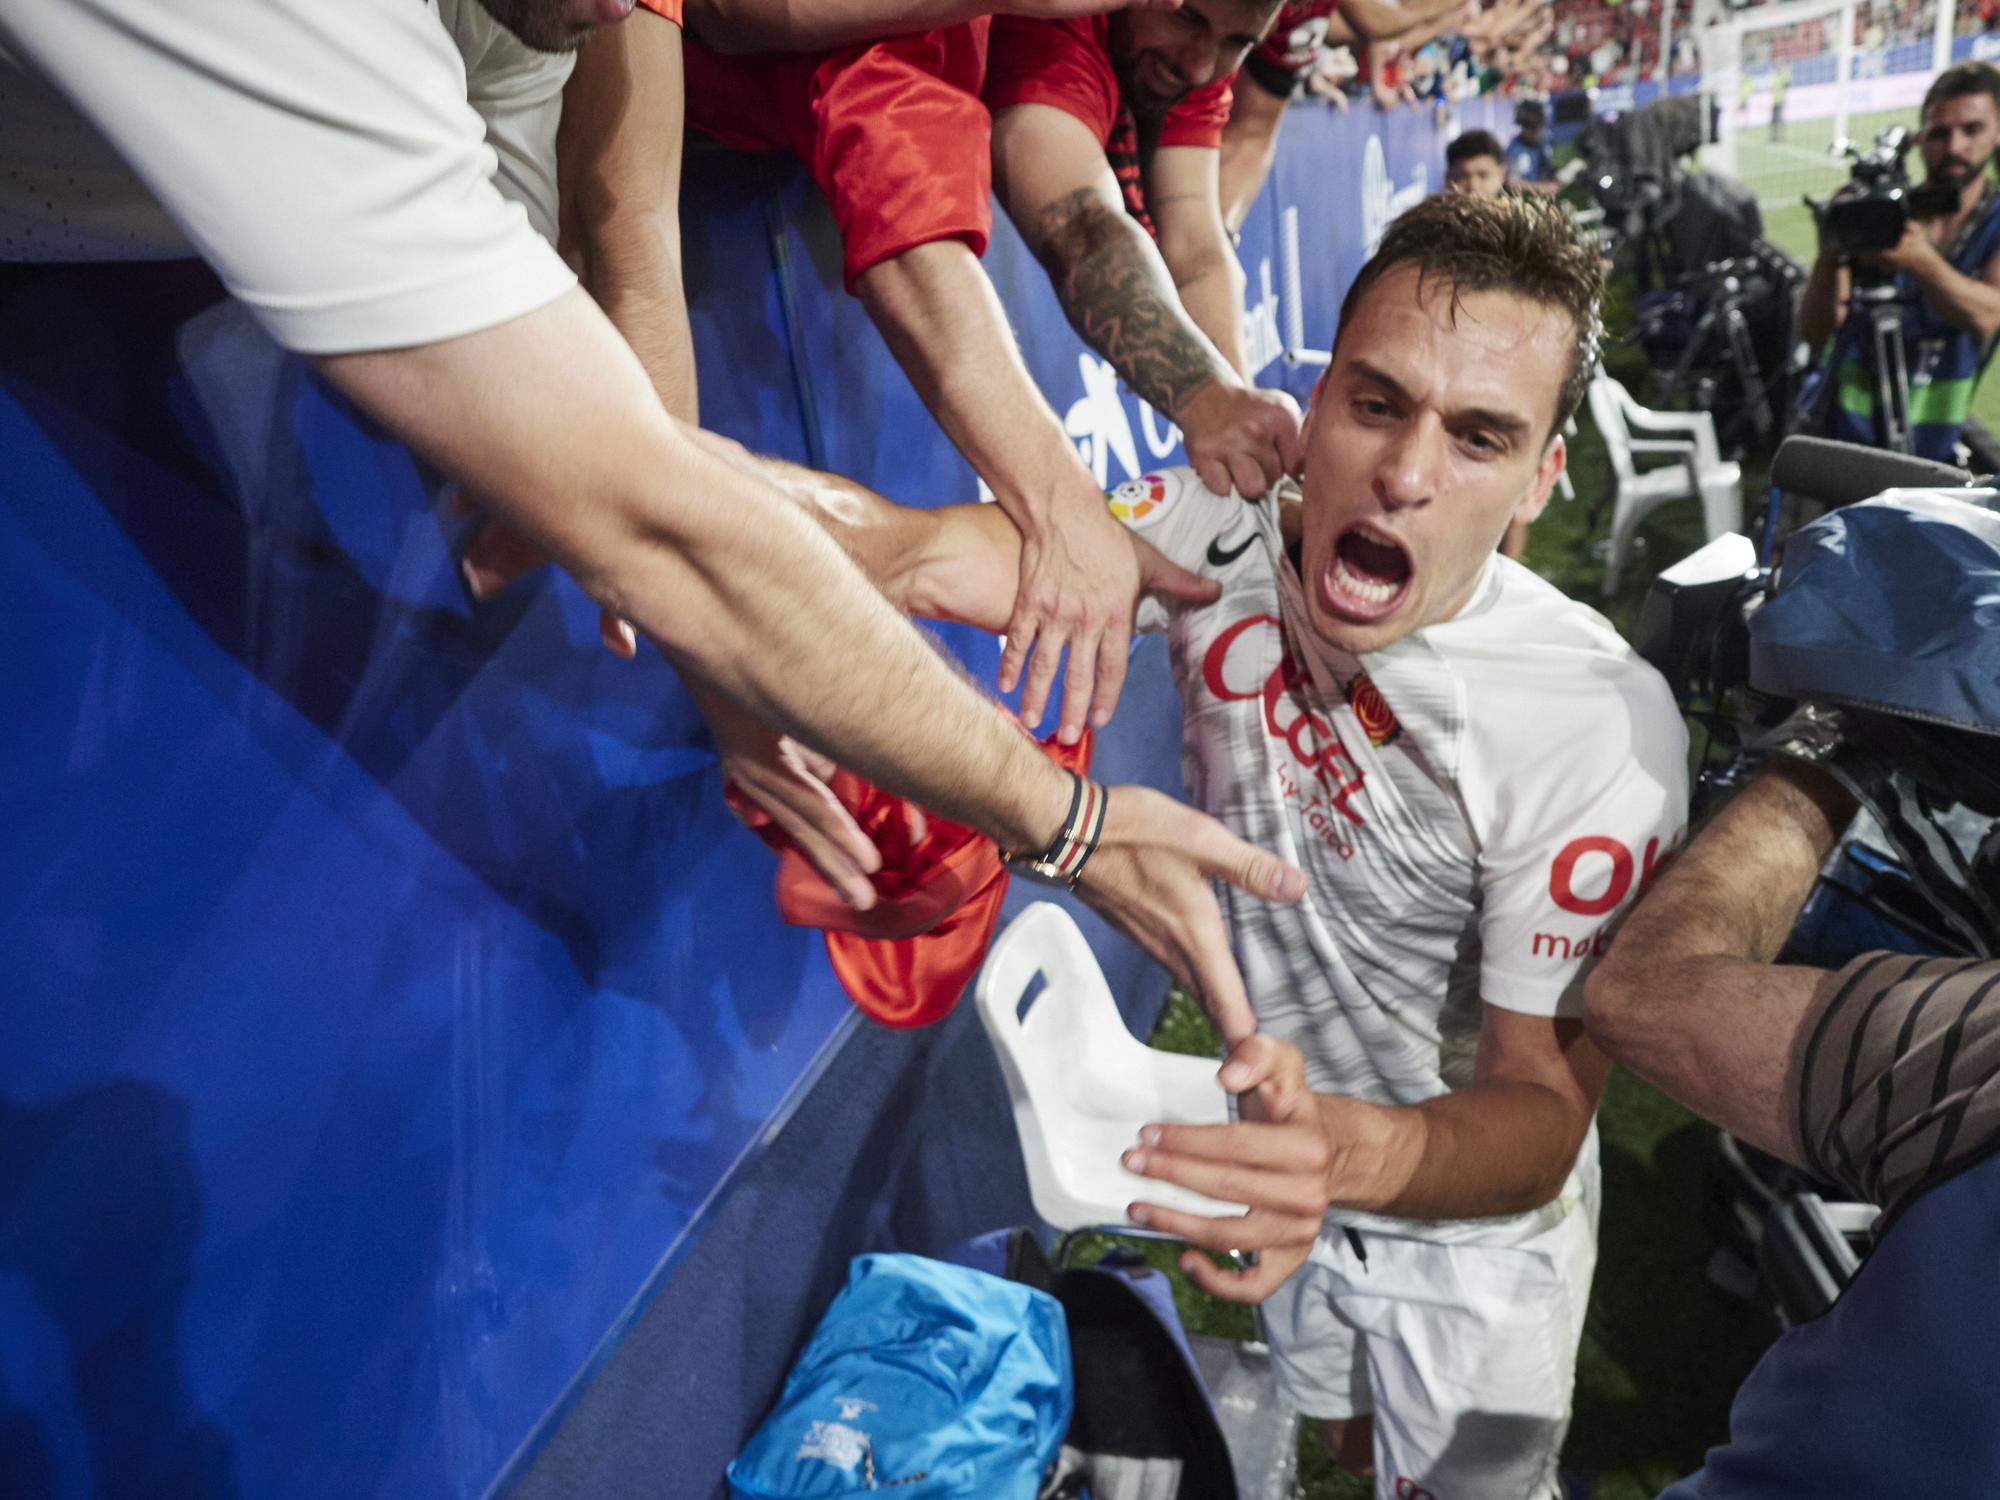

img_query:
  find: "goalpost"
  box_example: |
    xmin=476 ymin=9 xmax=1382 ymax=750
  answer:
xmin=1698 ymin=0 xmax=1961 ymax=258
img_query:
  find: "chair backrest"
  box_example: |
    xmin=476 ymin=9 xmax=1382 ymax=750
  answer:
xmin=974 ymin=904 xmax=1243 ymax=1231
xmin=1587 ymin=373 xmax=1641 ymax=486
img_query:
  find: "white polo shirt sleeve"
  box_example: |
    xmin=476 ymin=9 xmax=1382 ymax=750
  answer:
xmin=0 ymin=0 xmax=576 ymax=354
xmin=1101 ymin=465 xmax=1259 ymax=633
xmin=1471 ymin=643 xmax=1690 ymax=1019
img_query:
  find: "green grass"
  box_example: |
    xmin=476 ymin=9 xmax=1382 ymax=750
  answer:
xmin=1076 ymin=302 xmax=1788 ymax=1495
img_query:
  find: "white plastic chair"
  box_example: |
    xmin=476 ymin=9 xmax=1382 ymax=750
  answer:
xmin=974 ymin=903 xmax=1247 ymax=1232
xmin=1586 ymin=373 xmax=1743 ymax=595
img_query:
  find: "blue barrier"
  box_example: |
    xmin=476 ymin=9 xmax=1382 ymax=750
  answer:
xmin=0 ymin=92 xmax=1504 ymax=1500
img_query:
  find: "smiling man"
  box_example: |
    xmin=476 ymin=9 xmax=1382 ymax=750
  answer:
xmin=773 ymin=193 xmax=1686 ymax=1497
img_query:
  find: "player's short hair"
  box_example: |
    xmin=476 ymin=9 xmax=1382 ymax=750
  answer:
xmin=1445 ymin=129 xmax=1504 ymax=168
xmin=1333 ymin=193 xmax=1603 ymax=438
xmin=1922 ymin=60 xmax=2000 ymax=125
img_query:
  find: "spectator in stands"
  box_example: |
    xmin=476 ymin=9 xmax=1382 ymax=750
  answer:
xmin=1507 ymin=97 xmax=1560 ymax=195
xmin=1767 ymin=62 xmax=1789 ymax=142
xmin=1799 ymin=60 xmax=2000 ymax=464
xmin=0 ymin=0 xmax=1310 ymax=1022
xmin=785 ymin=192 xmax=1687 ymax=1500
xmin=978 ymin=2 xmax=1310 ymax=495
xmin=1217 ymin=0 xmax=1471 ymax=233
xmin=1584 ymin=747 xmax=2000 ymax=1499
xmin=1444 ymin=127 xmax=1508 ymax=198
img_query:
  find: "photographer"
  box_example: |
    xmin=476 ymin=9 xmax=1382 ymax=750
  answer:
xmin=1799 ymin=61 xmax=2000 ymax=462
xmin=1585 ymin=748 xmax=2000 ymax=1496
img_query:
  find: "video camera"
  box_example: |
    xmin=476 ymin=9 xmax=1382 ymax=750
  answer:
xmin=1816 ymin=126 xmax=1960 ymax=260
xmin=1636 ymin=436 xmax=2000 ymax=957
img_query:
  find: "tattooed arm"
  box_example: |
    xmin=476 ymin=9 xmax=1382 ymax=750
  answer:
xmin=990 ymin=101 xmax=1302 ymax=497
xmin=1148 ymin=144 xmax=1249 ymax=377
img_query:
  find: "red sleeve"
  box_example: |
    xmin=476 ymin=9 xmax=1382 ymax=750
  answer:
xmin=981 ymin=15 xmax=1119 ymax=147
xmin=634 ymin=0 xmax=683 ymax=24
xmin=1159 ymin=75 xmax=1234 ymax=149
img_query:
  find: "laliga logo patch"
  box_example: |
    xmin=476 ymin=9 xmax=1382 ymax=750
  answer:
xmin=1346 ymin=672 xmax=1400 ymax=747
xmin=1106 ymin=472 xmax=1176 ymax=530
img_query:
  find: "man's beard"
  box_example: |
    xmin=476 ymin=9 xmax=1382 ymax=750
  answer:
xmin=476 ymin=0 xmax=588 ymax=53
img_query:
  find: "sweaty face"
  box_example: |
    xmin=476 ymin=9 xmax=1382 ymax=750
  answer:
xmin=1920 ymin=92 xmax=1999 ymax=190
xmin=1298 ymin=264 xmax=1571 ymax=654
xmin=1446 ymin=155 xmax=1507 ymax=199
xmin=1113 ymin=0 xmax=1278 ymax=121
xmin=477 ymin=0 xmax=634 ymax=53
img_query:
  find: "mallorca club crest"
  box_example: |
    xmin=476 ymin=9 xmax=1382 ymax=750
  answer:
xmin=1346 ymin=672 xmax=1401 ymax=748
xmin=1106 ymin=472 xmax=1177 ymax=530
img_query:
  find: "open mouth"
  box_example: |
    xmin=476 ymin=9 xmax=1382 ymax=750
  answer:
xmin=1319 ymin=524 xmax=1413 ymax=624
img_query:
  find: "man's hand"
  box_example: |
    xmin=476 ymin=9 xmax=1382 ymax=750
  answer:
xmin=1866 ymin=219 xmax=1943 ymax=277
xmin=451 ymin=489 xmax=639 ymax=656
xmin=1000 ymin=504 xmax=1217 ymax=742
xmin=1119 ymin=1036 xmax=1412 ymax=1302
xmin=1076 ymin=791 xmax=1306 ymax=1043
xmin=693 ymin=682 xmax=889 ymax=912
xmin=1174 ymin=381 xmax=1305 ymax=498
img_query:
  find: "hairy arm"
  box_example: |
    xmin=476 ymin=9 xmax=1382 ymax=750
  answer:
xmin=1150 ymin=145 xmax=1251 ymax=376
xmin=1900 ymin=228 xmax=2000 ymax=345
xmin=857 ymin=239 xmax=1144 ymax=740
xmin=322 ymin=288 xmax=1071 ymax=850
xmin=1218 ymin=73 xmax=1287 ymax=235
xmin=992 ymin=102 xmax=1301 ymax=494
xmin=994 ymin=104 xmax=1235 ymax=414
xmin=1584 ymin=760 xmax=1857 ymax=1163
xmin=557 ymin=9 xmax=697 ymax=422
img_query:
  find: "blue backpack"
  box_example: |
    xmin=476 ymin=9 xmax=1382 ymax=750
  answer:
xmin=726 ymin=1254 xmax=1072 ymax=1499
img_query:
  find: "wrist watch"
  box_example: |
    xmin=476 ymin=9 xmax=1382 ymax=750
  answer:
xmin=1003 ymin=771 xmax=1109 ymax=890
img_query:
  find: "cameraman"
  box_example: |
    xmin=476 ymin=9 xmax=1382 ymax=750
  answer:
xmin=1799 ymin=61 xmax=2000 ymax=463
xmin=1585 ymin=747 xmax=2000 ymax=1495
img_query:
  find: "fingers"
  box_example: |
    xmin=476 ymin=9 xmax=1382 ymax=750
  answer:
xmin=1137 ymin=542 xmax=1222 ymax=605
xmin=599 ymin=611 xmax=638 ymax=659
xmin=997 ymin=613 xmax=1035 ymax=696
xmin=1226 ymin=448 xmax=1270 ymax=499
xmin=1185 ymin=901 xmax=1259 ymax=1047
xmin=1172 ymin=805 xmax=1307 ymax=905
xmin=1056 ymin=623 xmax=1099 ymax=747
xmin=1277 ymin=412 xmax=1309 ymax=477
xmin=1190 ymin=449 xmax=1234 ymax=497
xmin=1177 ymin=1246 xmax=1299 ymax=1304
xmin=1019 ymin=626 xmax=1065 ymax=733
xmin=459 ymin=516 xmax=555 ymax=599
xmin=751 ymin=770 xmax=879 ymax=910
xmin=1084 ymin=627 xmax=1128 ymax=737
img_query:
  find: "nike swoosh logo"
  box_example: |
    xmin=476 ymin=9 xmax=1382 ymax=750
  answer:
xmin=1206 ymin=531 xmax=1255 ymax=567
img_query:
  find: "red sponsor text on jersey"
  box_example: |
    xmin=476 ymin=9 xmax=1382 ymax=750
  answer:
xmin=1547 ymin=833 xmax=1670 ymax=917
xmin=1202 ymin=614 xmax=1367 ymax=829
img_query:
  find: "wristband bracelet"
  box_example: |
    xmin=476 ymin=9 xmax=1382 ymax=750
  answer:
xmin=1003 ymin=771 xmax=1108 ymax=890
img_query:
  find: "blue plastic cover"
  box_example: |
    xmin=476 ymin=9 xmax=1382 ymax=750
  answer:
xmin=1750 ymin=491 xmax=2000 ymax=731
xmin=725 ymin=1254 xmax=1070 ymax=1500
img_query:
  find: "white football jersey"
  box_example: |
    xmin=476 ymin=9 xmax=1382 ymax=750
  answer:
xmin=1112 ymin=466 xmax=1689 ymax=1246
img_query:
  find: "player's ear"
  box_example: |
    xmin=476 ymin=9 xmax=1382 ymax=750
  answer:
xmin=1519 ymin=432 xmax=1564 ymax=527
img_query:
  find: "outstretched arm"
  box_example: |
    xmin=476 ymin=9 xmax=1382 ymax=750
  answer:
xmin=1149 ymin=145 xmax=1251 ymax=375
xmin=1583 ymin=760 xmax=1857 ymax=1163
xmin=991 ymin=102 xmax=1303 ymax=497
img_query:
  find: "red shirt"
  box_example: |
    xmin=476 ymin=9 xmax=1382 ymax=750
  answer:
xmin=983 ymin=15 xmax=1232 ymax=232
xmin=1247 ymin=0 xmax=1343 ymax=91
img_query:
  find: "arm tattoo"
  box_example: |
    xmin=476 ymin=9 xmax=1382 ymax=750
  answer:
xmin=1030 ymin=188 xmax=1224 ymax=416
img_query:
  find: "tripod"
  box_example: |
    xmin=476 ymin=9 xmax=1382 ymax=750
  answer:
xmin=1803 ymin=272 xmax=1914 ymax=454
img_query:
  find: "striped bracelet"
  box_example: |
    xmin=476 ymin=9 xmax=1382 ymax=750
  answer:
xmin=1004 ymin=771 xmax=1108 ymax=890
